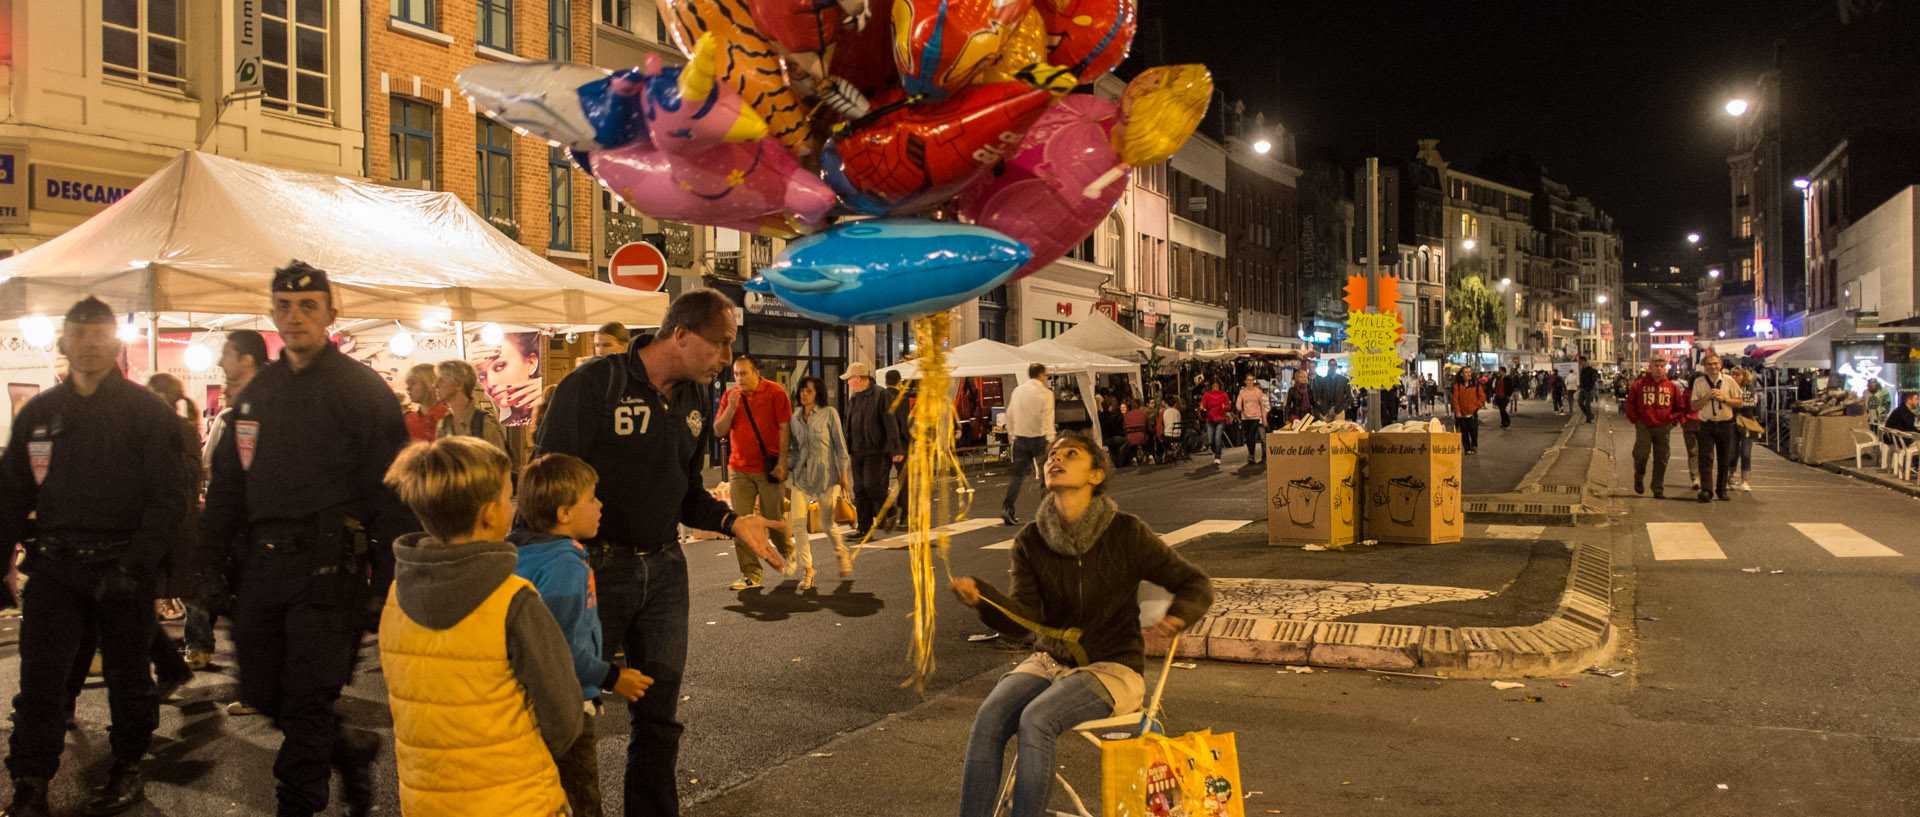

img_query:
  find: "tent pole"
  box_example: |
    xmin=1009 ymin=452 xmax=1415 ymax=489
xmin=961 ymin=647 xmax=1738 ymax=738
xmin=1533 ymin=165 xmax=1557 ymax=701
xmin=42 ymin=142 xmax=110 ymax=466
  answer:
xmin=455 ymin=320 xmax=467 ymax=359
xmin=146 ymin=313 xmax=159 ymax=373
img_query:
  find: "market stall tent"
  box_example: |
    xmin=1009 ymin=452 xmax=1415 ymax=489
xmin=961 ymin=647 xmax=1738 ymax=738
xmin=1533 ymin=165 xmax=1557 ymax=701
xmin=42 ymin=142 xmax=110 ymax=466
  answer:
xmin=1019 ymin=338 xmax=1142 ymax=376
xmin=1050 ymin=311 xmax=1175 ymax=362
xmin=876 ymin=339 xmax=1104 ymax=446
xmin=0 ymin=150 xmax=665 ymax=327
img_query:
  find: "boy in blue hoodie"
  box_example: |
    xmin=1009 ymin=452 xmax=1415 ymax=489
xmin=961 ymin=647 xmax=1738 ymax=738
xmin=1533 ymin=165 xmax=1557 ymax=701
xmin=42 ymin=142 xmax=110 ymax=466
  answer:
xmin=511 ymin=453 xmax=652 ymax=817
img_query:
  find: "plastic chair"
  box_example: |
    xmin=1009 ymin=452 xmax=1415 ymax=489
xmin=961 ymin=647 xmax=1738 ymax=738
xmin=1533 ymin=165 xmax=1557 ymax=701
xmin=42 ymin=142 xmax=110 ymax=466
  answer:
xmin=991 ymin=635 xmax=1181 ymax=817
xmin=1890 ymin=431 xmax=1920 ymax=481
xmin=1854 ymin=426 xmax=1890 ymax=469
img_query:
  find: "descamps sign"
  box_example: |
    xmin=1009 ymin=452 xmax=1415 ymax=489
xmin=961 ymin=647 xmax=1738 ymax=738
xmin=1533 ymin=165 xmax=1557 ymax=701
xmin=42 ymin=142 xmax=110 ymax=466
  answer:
xmin=32 ymin=165 xmax=146 ymax=216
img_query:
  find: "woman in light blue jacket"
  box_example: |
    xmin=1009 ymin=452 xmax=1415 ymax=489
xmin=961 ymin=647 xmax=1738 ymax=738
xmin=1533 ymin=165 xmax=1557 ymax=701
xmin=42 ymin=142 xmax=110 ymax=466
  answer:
xmin=784 ymin=376 xmax=855 ymax=588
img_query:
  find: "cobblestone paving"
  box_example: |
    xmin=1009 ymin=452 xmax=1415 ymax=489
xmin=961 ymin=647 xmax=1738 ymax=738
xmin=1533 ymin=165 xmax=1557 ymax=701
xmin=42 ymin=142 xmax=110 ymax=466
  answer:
xmin=1208 ymin=577 xmax=1493 ymax=620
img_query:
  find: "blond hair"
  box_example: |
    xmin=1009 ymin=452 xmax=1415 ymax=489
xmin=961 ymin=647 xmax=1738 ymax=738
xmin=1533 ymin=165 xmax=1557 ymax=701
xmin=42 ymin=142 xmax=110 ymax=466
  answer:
xmin=516 ymin=453 xmax=599 ymax=534
xmin=435 ymin=359 xmax=480 ymax=398
xmin=383 ymin=436 xmax=511 ymax=541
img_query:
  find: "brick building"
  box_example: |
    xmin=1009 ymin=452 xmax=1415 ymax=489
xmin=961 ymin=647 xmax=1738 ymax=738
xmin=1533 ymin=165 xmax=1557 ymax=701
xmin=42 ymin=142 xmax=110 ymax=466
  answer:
xmin=368 ymin=0 xmax=594 ymax=277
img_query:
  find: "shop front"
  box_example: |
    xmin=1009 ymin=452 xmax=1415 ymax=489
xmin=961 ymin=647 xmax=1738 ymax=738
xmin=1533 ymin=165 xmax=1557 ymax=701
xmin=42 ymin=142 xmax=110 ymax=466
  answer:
xmin=1170 ymin=301 xmax=1229 ymax=353
xmin=1014 ymin=259 xmax=1109 ymax=344
xmin=716 ymin=282 xmax=851 ymax=399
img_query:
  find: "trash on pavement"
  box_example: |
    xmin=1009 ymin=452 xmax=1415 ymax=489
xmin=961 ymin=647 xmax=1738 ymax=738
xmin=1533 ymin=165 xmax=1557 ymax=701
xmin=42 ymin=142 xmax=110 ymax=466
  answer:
xmin=809 ymin=753 xmax=833 ymax=758
xmin=1716 ymin=784 xmax=1729 ymax=791
xmin=1638 ymin=616 xmax=1660 ymax=621
xmin=1285 ymin=665 xmax=1315 ymax=674
xmin=1302 ymin=544 xmax=1328 ymax=552
xmin=966 ymin=633 xmax=999 ymax=642
xmin=1770 ymin=570 xmax=1785 ymax=574
xmin=1491 ymin=681 xmax=1525 ymax=690
xmin=1173 ymin=662 xmax=1199 ymax=669
xmin=1585 ymin=666 xmax=1626 ymax=678
xmin=1740 ymin=567 xmax=1762 ymax=573
xmin=1523 ymin=696 xmax=1545 ymax=703
xmin=1555 ymin=682 xmax=1573 ymax=688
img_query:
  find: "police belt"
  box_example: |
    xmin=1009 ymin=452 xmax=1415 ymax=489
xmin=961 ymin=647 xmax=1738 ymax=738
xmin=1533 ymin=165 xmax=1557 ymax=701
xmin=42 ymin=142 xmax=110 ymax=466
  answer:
xmin=597 ymin=539 xmax=678 ymax=558
xmin=29 ymin=535 xmax=131 ymax=561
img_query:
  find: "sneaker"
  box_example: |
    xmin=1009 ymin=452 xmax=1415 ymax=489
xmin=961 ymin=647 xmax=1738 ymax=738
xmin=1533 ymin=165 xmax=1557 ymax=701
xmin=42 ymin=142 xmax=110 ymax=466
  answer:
xmin=225 ymin=701 xmax=261 ymax=716
xmin=728 ymin=578 xmax=761 ymax=591
xmin=1739 ymin=480 xmax=1752 ymax=492
xmin=184 ymin=649 xmax=211 ymax=670
xmin=1213 ymin=457 xmax=1222 ymax=466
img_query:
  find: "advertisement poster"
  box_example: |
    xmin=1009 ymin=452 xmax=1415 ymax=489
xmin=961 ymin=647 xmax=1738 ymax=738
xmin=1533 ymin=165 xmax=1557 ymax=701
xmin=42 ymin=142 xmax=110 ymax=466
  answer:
xmin=465 ymin=330 xmax=544 ymax=427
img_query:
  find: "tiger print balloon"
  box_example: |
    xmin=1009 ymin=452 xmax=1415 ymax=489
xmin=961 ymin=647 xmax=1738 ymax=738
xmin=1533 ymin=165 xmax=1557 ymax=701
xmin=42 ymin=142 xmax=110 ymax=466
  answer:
xmin=654 ymin=0 xmax=818 ymax=158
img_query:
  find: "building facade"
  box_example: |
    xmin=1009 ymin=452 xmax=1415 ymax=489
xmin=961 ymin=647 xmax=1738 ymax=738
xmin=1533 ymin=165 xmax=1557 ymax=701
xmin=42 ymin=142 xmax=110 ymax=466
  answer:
xmin=1222 ymin=129 xmax=1301 ymax=347
xmin=1165 ymin=134 xmax=1229 ymax=352
xmin=0 ymin=0 xmax=366 ymax=254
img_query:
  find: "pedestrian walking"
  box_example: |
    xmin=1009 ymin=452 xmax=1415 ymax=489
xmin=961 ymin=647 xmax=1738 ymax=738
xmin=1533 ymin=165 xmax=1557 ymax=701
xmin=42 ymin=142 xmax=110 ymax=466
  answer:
xmin=1551 ymin=371 xmax=1566 ymax=414
xmin=593 ymin=321 xmax=631 ymax=358
xmin=435 ymin=359 xmax=509 ymax=452
xmin=1578 ymin=356 xmax=1599 ymax=423
xmin=1731 ymin=367 xmax=1761 ymax=491
xmin=1451 ymin=368 xmax=1485 ymax=455
xmin=716 ymin=357 xmax=793 ymax=589
xmin=1201 ymin=380 xmax=1231 ymax=465
xmin=1118 ymin=398 xmax=1150 ymax=467
xmin=508 ymin=452 xmax=655 ymax=817
xmin=194 ymin=262 xmax=416 ymax=817
xmin=1681 ymin=378 xmax=1703 ymax=492
xmin=999 ymin=364 xmax=1054 ymax=526
xmin=378 ymin=437 xmax=585 ymax=817
xmin=845 ymin=362 xmax=906 ymax=536
xmin=402 ymin=363 xmax=447 ymax=443
xmin=1625 ymin=356 xmax=1686 ymax=499
xmin=1865 ymin=380 xmax=1891 ymax=428
xmin=532 ymin=289 xmax=785 ymax=817
xmin=883 ymin=370 xmax=914 ymax=531
xmin=782 ymin=376 xmax=855 ymax=586
xmin=141 ymin=373 xmax=203 ymax=695
xmin=1236 ymin=375 xmax=1268 ymax=464
xmin=1 ymin=297 xmax=189 ymax=817
xmin=1494 ymin=367 xmax=1513 ymax=428
xmin=949 ymin=433 xmax=1213 ymax=817
xmin=1689 ymin=353 xmax=1745 ymax=502
xmin=1282 ymin=369 xmax=1314 ymax=424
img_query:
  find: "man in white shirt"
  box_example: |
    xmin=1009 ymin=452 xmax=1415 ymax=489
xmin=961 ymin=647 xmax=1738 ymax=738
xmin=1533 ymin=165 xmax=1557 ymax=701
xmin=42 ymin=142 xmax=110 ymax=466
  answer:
xmin=1689 ymin=353 xmax=1745 ymax=502
xmin=999 ymin=363 xmax=1054 ymax=525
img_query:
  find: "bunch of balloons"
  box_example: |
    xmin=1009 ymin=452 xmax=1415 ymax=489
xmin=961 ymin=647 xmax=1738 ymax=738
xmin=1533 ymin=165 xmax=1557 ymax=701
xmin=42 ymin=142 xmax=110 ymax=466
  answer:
xmin=458 ymin=0 xmax=1213 ymax=326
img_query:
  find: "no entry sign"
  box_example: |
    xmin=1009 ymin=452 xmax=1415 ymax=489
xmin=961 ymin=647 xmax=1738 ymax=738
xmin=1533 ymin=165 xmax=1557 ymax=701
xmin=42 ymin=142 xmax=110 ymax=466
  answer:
xmin=609 ymin=241 xmax=669 ymax=292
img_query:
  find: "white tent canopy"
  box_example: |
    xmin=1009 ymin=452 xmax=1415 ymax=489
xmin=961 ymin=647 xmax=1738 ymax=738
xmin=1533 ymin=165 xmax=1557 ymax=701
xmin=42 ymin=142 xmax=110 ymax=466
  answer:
xmin=1050 ymin=312 xmax=1175 ymax=362
xmin=1019 ymin=338 xmax=1142 ymax=376
xmin=877 ymin=339 xmax=1103 ymax=445
xmin=0 ymin=151 xmax=665 ymax=327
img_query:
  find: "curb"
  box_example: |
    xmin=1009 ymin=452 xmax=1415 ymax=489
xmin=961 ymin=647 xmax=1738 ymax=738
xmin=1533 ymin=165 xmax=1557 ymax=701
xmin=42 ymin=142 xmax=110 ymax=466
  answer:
xmin=1152 ymin=542 xmax=1614 ymax=675
xmin=1814 ymin=460 xmax=1920 ymax=499
xmin=1464 ymin=413 xmax=1616 ymax=527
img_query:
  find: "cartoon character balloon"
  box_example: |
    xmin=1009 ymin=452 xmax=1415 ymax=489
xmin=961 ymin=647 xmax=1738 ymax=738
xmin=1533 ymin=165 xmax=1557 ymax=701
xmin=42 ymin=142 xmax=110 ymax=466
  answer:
xmin=1112 ymin=64 xmax=1212 ymax=167
xmin=457 ymin=62 xmax=645 ymax=152
xmin=1035 ymin=0 xmax=1135 ymax=82
xmin=585 ymin=36 xmax=835 ymax=235
xmin=746 ymin=219 xmax=1032 ymax=325
xmin=892 ymin=0 xmax=1033 ymax=101
xmin=958 ymin=94 xmax=1128 ymax=279
xmin=656 ymin=0 xmax=817 ymax=157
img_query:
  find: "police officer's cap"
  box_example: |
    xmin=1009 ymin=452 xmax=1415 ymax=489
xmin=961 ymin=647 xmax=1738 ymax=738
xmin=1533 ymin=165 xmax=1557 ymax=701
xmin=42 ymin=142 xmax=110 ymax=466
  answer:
xmin=272 ymin=260 xmax=333 ymax=295
xmin=64 ymin=296 xmax=117 ymax=325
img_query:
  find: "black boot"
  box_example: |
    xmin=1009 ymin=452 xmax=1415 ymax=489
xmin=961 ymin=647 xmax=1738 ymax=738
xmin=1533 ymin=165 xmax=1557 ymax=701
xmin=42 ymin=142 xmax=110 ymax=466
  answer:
xmin=80 ymin=761 xmax=144 ymax=816
xmin=332 ymin=727 xmax=379 ymax=817
xmin=2 ymin=777 xmax=51 ymax=817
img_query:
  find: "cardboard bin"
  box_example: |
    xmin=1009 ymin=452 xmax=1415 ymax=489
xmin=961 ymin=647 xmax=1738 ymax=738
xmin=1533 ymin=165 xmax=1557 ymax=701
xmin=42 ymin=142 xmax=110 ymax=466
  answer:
xmin=1265 ymin=431 xmax=1364 ymax=547
xmin=1362 ymin=432 xmax=1465 ymax=544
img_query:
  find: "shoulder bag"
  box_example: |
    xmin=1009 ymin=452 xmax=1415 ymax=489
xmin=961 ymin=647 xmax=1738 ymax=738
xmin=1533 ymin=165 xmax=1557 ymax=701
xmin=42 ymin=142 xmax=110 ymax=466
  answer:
xmin=741 ymin=388 xmax=780 ymax=483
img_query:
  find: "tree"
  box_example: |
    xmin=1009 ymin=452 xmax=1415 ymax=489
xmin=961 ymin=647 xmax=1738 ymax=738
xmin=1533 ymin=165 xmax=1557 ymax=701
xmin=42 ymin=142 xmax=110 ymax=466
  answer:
xmin=1445 ymin=256 xmax=1506 ymax=357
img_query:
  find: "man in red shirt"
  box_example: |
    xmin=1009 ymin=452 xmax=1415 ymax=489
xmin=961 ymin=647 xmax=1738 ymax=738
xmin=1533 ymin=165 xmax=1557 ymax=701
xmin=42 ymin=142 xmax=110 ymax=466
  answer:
xmin=1626 ymin=356 xmax=1687 ymax=498
xmin=717 ymin=357 xmax=793 ymax=589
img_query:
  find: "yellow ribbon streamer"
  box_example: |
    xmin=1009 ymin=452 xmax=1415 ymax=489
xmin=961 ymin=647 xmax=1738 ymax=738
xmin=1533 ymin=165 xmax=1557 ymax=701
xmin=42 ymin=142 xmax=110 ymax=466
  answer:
xmin=975 ymin=594 xmax=1091 ymax=667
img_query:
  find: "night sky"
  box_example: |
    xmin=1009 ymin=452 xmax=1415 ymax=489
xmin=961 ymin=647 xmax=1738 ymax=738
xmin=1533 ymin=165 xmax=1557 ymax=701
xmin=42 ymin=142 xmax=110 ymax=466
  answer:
xmin=1121 ymin=0 xmax=1835 ymax=268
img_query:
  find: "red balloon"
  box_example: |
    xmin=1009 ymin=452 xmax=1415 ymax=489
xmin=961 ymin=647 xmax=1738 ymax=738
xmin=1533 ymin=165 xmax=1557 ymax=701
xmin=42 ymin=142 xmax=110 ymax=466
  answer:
xmin=830 ymin=81 xmax=1057 ymax=201
xmin=826 ymin=8 xmax=898 ymax=99
xmin=1036 ymin=0 xmax=1135 ymax=81
xmin=748 ymin=0 xmax=843 ymax=55
xmin=892 ymin=0 xmax=1033 ymax=100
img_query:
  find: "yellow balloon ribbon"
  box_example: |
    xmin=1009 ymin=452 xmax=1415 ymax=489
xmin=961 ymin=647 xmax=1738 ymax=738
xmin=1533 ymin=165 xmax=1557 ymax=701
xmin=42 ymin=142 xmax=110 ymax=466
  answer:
xmin=974 ymin=594 xmax=1091 ymax=667
xmin=896 ymin=312 xmax=975 ymax=692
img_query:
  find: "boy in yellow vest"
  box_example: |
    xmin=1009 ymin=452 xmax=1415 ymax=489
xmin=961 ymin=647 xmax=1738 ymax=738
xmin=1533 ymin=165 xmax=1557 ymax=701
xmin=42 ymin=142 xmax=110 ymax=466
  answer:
xmin=380 ymin=436 xmax=582 ymax=816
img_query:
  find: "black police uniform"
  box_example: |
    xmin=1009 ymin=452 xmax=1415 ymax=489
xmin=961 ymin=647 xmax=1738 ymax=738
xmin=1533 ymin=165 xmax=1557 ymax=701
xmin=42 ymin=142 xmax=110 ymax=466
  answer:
xmin=0 ymin=370 xmax=187 ymax=786
xmin=199 ymin=341 xmax=413 ymax=817
xmin=534 ymin=336 xmax=732 ymax=817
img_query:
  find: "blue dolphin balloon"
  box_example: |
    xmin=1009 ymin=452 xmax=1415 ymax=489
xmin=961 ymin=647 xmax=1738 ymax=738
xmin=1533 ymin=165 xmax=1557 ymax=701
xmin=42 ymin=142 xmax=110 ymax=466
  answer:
xmin=745 ymin=219 xmax=1032 ymax=326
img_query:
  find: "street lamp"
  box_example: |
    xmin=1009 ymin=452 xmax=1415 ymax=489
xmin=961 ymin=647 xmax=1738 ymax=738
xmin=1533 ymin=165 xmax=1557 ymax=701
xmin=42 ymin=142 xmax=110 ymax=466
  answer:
xmin=1252 ymin=139 xmax=1272 ymax=154
xmin=1793 ymin=178 xmax=1810 ymax=189
xmin=1640 ymin=309 xmax=1650 ymax=317
xmin=1596 ymin=294 xmax=1609 ymax=304
xmin=1708 ymin=268 xmax=1721 ymax=278
xmin=1686 ymin=233 xmax=1701 ymax=245
xmin=1500 ymin=277 xmax=1512 ymax=287
xmin=1462 ymin=238 xmax=1477 ymax=251
xmin=1725 ymin=99 xmax=1749 ymax=117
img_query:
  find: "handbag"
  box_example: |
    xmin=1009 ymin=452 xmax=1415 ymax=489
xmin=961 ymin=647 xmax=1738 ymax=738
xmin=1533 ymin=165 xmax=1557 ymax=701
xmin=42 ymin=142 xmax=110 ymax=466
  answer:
xmin=834 ymin=494 xmax=857 ymax=524
xmin=1100 ymin=728 xmax=1244 ymax=817
xmin=740 ymin=390 xmax=780 ymax=483
xmin=1736 ymin=414 xmax=1764 ymax=436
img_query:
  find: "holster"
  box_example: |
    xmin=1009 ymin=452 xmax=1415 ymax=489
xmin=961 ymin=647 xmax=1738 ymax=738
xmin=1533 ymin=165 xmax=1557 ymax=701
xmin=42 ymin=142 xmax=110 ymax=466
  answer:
xmin=309 ymin=508 xmax=369 ymax=607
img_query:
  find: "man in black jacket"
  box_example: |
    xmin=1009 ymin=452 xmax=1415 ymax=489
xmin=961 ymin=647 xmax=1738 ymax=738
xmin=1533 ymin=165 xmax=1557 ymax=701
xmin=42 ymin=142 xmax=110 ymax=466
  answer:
xmin=534 ymin=289 xmax=783 ymax=817
xmin=2 ymin=297 xmax=188 ymax=817
xmin=842 ymin=362 xmax=904 ymax=539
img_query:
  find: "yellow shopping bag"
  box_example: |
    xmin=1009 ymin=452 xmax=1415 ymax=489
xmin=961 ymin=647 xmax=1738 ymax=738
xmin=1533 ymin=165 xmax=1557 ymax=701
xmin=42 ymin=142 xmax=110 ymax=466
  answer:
xmin=1099 ymin=729 xmax=1244 ymax=817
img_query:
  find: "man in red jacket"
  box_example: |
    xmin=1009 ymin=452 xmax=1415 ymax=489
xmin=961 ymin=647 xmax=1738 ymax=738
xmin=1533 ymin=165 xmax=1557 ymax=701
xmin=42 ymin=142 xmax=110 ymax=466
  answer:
xmin=1626 ymin=356 xmax=1687 ymax=498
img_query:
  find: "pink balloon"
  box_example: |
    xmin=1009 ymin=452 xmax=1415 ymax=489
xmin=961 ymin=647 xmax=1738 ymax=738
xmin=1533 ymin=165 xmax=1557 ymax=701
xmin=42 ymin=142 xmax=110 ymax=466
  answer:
xmin=958 ymin=95 xmax=1131 ymax=281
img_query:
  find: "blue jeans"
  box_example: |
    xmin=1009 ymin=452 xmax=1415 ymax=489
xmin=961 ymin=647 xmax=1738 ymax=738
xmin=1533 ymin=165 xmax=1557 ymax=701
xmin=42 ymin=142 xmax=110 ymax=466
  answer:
xmin=1207 ymin=421 xmax=1228 ymax=459
xmin=1002 ymin=436 xmax=1049 ymax=517
xmin=594 ymin=545 xmax=691 ymax=817
xmin=1736 ymin=433 xmax=1753 ymax=475
xmin=957 ymin=671 xmax=1113 ymax=817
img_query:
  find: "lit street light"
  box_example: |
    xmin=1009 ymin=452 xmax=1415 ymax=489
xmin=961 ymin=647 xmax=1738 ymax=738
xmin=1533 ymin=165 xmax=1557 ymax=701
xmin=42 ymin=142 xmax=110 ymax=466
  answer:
xmin=1726 ymin=99 xmax=1749 ymax=116
xmin=1793 ymin=178 xmax=1810 ymax=189
xmin=1462 ymin=239 xmax=1477 ymax=250
xmin=1709 ymin=268 xmax=1722 ymax=278
xmin=1596 ymin=294 xmax=1609 ymax=304
xmin=1640 ymin=309 xmax=1651 ymax=317
xmin=1252 ymin=139 xmax=1272 ymax=154
xmin=1500 ymin=277 xmax=1512 ymax=287
xmin=1687 ymin=233 xmax=1701 ymax=245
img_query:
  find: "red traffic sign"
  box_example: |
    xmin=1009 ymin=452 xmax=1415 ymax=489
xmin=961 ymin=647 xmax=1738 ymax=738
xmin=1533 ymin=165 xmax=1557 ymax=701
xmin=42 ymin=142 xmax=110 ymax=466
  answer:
xmin=609 ymin=241 xmax=669 ymax=292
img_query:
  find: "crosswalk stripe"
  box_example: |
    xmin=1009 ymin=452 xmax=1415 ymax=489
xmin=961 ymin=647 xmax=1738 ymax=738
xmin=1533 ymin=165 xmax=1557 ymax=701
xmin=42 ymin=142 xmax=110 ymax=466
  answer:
xmin=1484 ymin=524 xmax=1545 ymax=540
xmin=1791 ymin=523 xmax=1902 ymax=558
xmin=984 ymin=520 xmax=1250 ymax=551
xmin=1647 ymin=522 xmax=1727 ymax=561
xmin=860 ymin=517 xmax=1002 ymax=550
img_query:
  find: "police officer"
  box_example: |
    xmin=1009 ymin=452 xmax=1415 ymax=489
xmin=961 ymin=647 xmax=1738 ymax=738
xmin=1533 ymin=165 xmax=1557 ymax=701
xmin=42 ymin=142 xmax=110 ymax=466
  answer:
xmin=535 ymin=289 xmax=785 ymax=817
xmin=195 ymin=262 xmax=414 ymax=817
xmin=2 ymin=297 xmax=188 ymax=817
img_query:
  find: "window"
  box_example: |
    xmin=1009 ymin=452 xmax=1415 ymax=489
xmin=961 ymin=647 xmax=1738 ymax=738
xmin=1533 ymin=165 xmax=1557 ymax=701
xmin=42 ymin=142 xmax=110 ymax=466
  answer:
xmin=478 ymin=0 xmax=513 ymax=51
xmin=391 ymin=0 xmax=433 ymax=27
xmin=264 ymin=0 xmax=330 ymax=117
xmin=476 ymin=117 xmax=515 ymax=224
xmin=1740 ymin=258 xmax=1754 ymax=282
xmin=548 ymin=147 xmax=573 ymax=250
xmin=389 ymin=98 xmax=436 ymax=187
xmin=103 ymin=0 xmax=185 ymax=90
xmin=1738 ymin=215 xmax=1752 ymax=239
xmin=549 ymin=0 xmax=571 ymax=58
xmin=599 ymin=0 xmax=630 ymax=27
xmin=1035 ymin=319 xmax=1074 ymax=340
